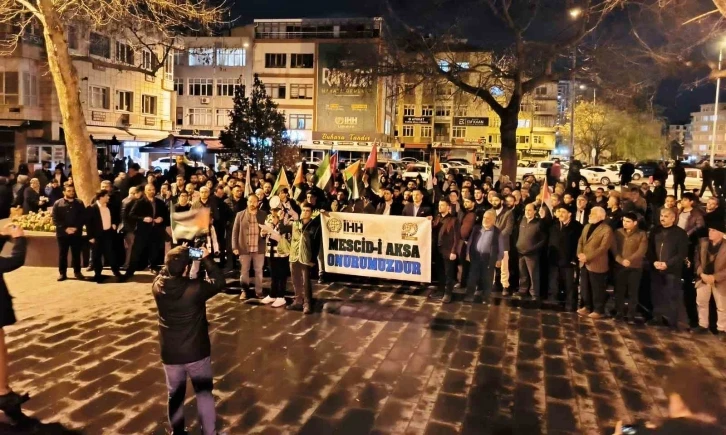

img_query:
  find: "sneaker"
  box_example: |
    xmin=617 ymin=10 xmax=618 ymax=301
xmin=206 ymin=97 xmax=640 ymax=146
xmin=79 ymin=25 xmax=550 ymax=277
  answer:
xmin=588 ymin=312 xmax=603 ymax=320
xmin=577 ymin=307 xmax=590 ymax=316
xmin=271 ymin=298 xmax=286 ymax=308
xmin=260 ymin=296 xmax=275 ymax=305
xmin=442 ymin=293 xmax=452 ymax=304
xmin=453 ymin=283 xmax=461 ymax=289
xmin=286 ymin=303 xmax=303 ymax=311
xmin=239 ymin=291 xmax=248 ymax=301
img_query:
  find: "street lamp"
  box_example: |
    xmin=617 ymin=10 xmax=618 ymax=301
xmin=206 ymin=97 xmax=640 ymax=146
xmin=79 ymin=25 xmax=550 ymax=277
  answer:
xmin=569 ymin=7 xmax=582 ymax=157
xmin=710 ymin=42 xmax=724 ymax=166
xmin=579 ymin=84 xmax=596 ymax=104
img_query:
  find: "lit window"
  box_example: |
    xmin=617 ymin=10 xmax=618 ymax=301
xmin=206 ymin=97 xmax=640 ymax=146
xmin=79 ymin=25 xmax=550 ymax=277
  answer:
xmin=216 ymin=109 xmax=231 ymax=126
xmin=289 ymin=84 xmax=313 ymax=99
xmin=164 ymin=51 xmax=174 ymax=81
xmin=188 ymin=108 xmax=212 ymax=125
xmin=288 ymin=114 xmax=312 ymax=130
xmin=142 ymin=49 xmax=154 ymax=71
xmin=216 ymin=49 xmax=246 ymax=66
xmin=188 ymin=48 xmax=214 ymax=66
xmin=267 ymin=83 xmax=286 ymax=99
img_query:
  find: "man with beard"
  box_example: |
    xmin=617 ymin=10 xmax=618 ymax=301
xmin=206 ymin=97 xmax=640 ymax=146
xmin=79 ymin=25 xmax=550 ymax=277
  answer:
xmin=466 ymin=209 xmax=504 ymax=304
xmin=705 ymin=197 xmax=725 ymax=227
xmin=458 ymin=196 xmax=477 ymax=292
xmin=52 ymin=184 xmax=86 ymax=281
xmin=223 ymin=185 xmax=245 ymax=271
xmin=611 ymin=212 xmax=648 ymax=322
xmin=232 ymin=194 xmax=268 ymax=300
xmin=694 ymin=219 xmax=726 ymax=337
xmin=490 ymin=194 xmax=514 ymax=293
xmin=212 ymin=185 xmax=230 ymax=266
xmin=515 ymin=203 xmax=547 ymax=299
xmin=431 ymin=198 xmax=460 ymax=304
xmin=122 ymin=183 xmax=168 ymax=280
xmin=119 ymin=163 xmax=145 ymax=197
xmin=654 ymin=195 xmax=678 ymax=230
xmin=576 ymin=207 xmax=613 ymax=319
xmin=278 ymin=188 xmax=301 ymax=220
xmin=376 ymin=188 xmax=403 ymax=216
xmin=403 ymin=189 xmax=433 ymax=218
xmin=648 ymin=207 xmax=689 ymax=330
xmin=119 ymin=186 xmax=142 ymax=269
xmin=548 ymin=205 xmax=583 ymax=311
xmin=473 ymin=187 xmax=488 ymax=222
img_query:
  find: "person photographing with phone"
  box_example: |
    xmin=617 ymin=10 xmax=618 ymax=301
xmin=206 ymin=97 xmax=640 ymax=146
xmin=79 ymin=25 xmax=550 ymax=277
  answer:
xmin=152 ymin=244 xmax=226 ymax=435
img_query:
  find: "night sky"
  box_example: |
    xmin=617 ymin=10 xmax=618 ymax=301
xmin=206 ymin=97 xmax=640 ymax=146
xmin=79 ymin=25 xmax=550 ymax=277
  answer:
xmin=233 ymin=0 xmax=712 ymax=125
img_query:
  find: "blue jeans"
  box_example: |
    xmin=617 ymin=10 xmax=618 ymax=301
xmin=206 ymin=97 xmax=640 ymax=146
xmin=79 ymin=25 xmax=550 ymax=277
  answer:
xmin=163 ymin=356 xmax=217 ymax=435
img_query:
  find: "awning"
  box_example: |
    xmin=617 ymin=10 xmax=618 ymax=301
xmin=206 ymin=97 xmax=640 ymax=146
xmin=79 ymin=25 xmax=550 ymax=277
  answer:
xmin=139 ymin=136 xmax=223 ymax=153
xmin=86 ymin=126 xmax=135 ymax=141
xmin=0 ymin=120 xmax=24 ymax=128
xmin=402 ymin=143 xmax=430 ymax=149
xmin=126 ymin=129 xmax=173 ymax=142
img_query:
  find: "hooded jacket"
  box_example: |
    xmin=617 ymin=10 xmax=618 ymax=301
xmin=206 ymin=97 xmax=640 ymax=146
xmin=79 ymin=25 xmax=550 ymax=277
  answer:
xmin=151 ymin=257 xmax=225 ymax=365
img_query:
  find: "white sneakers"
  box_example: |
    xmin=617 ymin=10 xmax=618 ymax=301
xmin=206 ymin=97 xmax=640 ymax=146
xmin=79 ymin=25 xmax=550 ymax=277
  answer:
xmin=271 ymin=298 xmax=286 ymax=308
xmin=261 ymin=296 xmax=275 ymax=305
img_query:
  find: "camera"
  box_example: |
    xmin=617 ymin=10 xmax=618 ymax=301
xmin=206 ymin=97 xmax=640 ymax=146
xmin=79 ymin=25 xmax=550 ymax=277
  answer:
xmin=188 ymin=247 xmax=204 ymax=260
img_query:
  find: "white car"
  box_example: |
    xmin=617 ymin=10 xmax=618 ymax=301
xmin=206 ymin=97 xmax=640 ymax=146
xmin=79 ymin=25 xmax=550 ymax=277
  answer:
xmin=605 ymin=164 xmax=644 ymax=181
xmin=445 ymin=159 xmax=474 ymax=174
xmin=667 ymin=168 xmax=703 ymax=190
xmin=402 ymin=163 xmax=430 ymax=181
xmin=401 ymin=157 xmax=421 ymax=164
xmin=580 ymin=166 xmax=620 ymax=185
xmin=151 ymin=157 xmax=208 ymax=172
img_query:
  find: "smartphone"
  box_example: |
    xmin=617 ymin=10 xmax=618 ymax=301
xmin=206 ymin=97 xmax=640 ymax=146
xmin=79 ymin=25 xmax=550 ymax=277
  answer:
xmin=188 ymin=247 xmax=204 ymax=260
xmin=621 ymin=424 xmax=640 ymax=435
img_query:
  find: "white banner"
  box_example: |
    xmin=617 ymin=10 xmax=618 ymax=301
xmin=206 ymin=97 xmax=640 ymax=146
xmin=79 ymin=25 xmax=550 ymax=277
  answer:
xmin=321 ymin=212 xmax=432 ymax=283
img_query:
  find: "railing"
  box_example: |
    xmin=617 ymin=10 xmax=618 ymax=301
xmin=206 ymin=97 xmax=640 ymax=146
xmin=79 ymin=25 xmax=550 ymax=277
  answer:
xmin=255 ymin=30 xmax=380 ymax=40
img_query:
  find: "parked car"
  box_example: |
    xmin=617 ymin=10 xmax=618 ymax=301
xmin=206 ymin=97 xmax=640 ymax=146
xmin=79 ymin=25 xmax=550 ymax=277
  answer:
xmin=580 ymin=166 xmax=620 ymax=185
xmin=151 ymin=157 xmax=209 ymax=172
xmin=400 ymin=157 xmax=421 ymax=165
xmin=445 ymin=159 xmax=474 ymax=174
xmin=635 ymin=160 xmax=661 ymax=178
xmin=667 ymin=168 xmax=703 ymax=190
xmin=604 ymin=164 xmax=644 ymax=181
xmin=402 ymin=163 xmax=430 ymax=182
xmin=516 ymin=160 xmax=568 ymax=182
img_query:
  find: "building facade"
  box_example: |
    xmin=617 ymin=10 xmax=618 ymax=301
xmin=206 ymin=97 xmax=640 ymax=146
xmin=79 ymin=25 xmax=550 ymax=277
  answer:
xmin=687 ymin=103 xmax=726 ymax=160
xmin=0 ymin=22 xmax=176 ymax=172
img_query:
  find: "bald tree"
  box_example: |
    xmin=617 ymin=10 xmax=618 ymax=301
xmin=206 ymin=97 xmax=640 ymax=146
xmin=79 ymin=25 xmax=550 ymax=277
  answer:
xmin=0 ymin=0 xmax=224 ymax=203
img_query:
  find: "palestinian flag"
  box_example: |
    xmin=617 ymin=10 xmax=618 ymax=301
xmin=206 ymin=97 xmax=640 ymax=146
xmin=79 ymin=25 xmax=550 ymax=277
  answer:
xmin=330 ymin=151 xmax=339 ymax=177
xmin=343 ymin=160 xmax=361 ymax=200
xmin=426 ymin=153 xmax=441 ymax=191
xmin=292 ymin=162 xmax=306 ymax=202
xmin=365 ymin=142 xmax=378 ymax=169
xmin=271 ymin=169 xmax=290 ymax=196
xmin=170 ymin=203 xmax=210 ymax=244
xmin=244 ymin=164 xmax=253 ymax=198
xmin=315 ymin=153 xmax=332 ymax=191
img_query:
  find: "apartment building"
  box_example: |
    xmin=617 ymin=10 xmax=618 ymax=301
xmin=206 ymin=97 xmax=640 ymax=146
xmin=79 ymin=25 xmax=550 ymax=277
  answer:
xmin=687 ymin=103 xmax=726 ymax=160
xmin=396 ymin=56 xmax=558 ymax=162
xmin=174 ymin=27 xmax=254 ymax=147
xmin=0 ymin=22 xmax=175 ymax=171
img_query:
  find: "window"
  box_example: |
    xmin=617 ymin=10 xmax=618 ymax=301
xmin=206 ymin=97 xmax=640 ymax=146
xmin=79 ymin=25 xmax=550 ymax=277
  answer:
xmin=115 ymin=90 xmax=133 ymax=112
xmin=216 ymin=48 xmax=246 ymax=66
xmin=176 ymin=107 xmax=184 ymax=126
xmin=216 ymin=78 xmax=237 ymax=97
xmin=142 ymin=49 xmax=154 ymax=71
xmin=188 ymin=108 xmax=212 ymax=125
xmin=421 ymin=125 xmax=432 ymax=138
xmin=174 ymin=51 xmax=185 ymax=66
xmin=435 ymin=106 xmax=451 ymax=117
xmin=0 ymin=72 xmax=18 ymax=105
xmin=174 ymin=78 xmax=184 ymax=95
xmin=403 ymin=105 xmax=415 ymax=116
xmin=265 ymin=53 xmax=287 ymax=68
xmin=488 ymin=134 xmax=501 ymax=144
xmin=188 ymin=48 xmax=214 ymax=66
xmin=67 ymin=26 xmax=79 ymax=50
xmin=700 ymin=125 xmax=709 ymax=132
xmin=533 ymin=135 xmax=543 ymax=144
xmin=535 ymin=86 xmax=547 ymax=96
xmin=216 ymin=109 xmax=231 ymax=126
xmin=289 ymin=114 xmax=312 ymax=130
xmin=290 ymin=84 xmax=313 ymax=99
xmin=267 ymin=83 xmax=286 ymax=99
xmin=89 ymin=85 xmax=109 ymax=109
xmin=517 ymin=135 xmax=530 ymax=144
xmin=519 ymin=103 xmax=530 ymax=112
xmin=452 ymin=126 xmax=466 ymax=138
xmin=438 ymin=60 xmax=470 ymax=71
xmin=436 ymin=85 xmax=453 ymax=96
xmin=164 ymin=51 xmax=174 ymax=81
xmin=291 ymin=53 xmax=314 ymax=68
xmin=141 ymin=95 xmax=156 ymax=115
xmin=533 ymin=116 xmax=554 ymax=127
xmin=454 ymin=106 xmax=467 ymax=117
xmin=116 ymin=41 xmax=134 ymax=65
xmin=22 ymin=72 xmax=37 ymax=106
xmin=518 ymin=119 xmax=531 ymax=128
xmin=89 ymin=32 xmax=111 ymax=58
xmin=402 ymin=125 xmax=414 ymax=137
xmin=403 ymin=83 xmax=415 ymax=96
xmin=421 ymin=105 xmax=433 ymax=116
xmin=188 ymin=78 xmax=213 ymax=96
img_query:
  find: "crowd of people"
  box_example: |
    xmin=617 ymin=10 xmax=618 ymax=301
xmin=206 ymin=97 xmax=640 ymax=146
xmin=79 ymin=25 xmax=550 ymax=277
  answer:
xmin=0 ymin=154 xmax=725 ymax=433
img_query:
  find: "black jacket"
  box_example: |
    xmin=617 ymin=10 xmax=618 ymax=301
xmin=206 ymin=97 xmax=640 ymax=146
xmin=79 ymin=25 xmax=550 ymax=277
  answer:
xmin=120 ymin=173 xmax=146 ymax=198
xmin=86 ymin=203 xmax=114 ymax=239
xmin=0 ymin=237 xmax=26 ymax=328
xmin=52 ymin=198 xmax=86 ymax=236
xmin=648 ymin=225 xmax=689 ymax=276
xmin=548 ymin=220 xmax=583 ymax=267
xmin=130 ymin=196 xmax=168 ymax=235
xmin=120 ymin=196 xmax=138 ymax=233
xmin=152 ymin=257 xmax=225 ymax=365
xmin=516 ymin=217 xmax=548 ymax=256
xmin=223 ymin=197 xmax=246 ymax=228
xmin=0 ymin=183 xmax=12 ymax=219
xmin=23 ymin=188 xmax=41 ymax=214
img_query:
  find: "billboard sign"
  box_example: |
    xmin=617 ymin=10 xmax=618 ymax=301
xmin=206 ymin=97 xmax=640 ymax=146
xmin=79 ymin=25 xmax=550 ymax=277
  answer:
xmin=403 ymin=116 xmax=432 ymax=125
xmin=453 ymin=117 xmax=490 ymax=127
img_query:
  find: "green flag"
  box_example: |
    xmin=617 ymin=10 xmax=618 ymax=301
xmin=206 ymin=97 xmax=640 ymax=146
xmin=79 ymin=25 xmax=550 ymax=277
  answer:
xmin=343 ymin=160 xmax=361 ymax=200
xmin=315 ymin=153 xmax=332 ymax=191
xmin=271 ymin=169 xmax=290 ymax=196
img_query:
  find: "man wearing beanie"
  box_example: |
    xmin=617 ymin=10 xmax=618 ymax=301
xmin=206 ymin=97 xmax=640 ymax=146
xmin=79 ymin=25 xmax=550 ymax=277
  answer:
xmin=152 ymin=246 xmax=226 ymax=435
xmin=694 ymin=218 xmax=726 ymax=338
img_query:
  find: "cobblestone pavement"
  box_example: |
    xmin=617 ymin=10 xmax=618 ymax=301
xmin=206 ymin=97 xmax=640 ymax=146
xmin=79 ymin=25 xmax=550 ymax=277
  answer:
xmin=2 ymin=267 xmax=726 ymax=435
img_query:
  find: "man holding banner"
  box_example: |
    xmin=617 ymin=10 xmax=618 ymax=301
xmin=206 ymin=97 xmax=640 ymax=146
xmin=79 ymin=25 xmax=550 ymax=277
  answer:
xmin=288 ymin=202 xmax=321 ymax=314
xmin=431 ymin=199 xmax=461 ymax=304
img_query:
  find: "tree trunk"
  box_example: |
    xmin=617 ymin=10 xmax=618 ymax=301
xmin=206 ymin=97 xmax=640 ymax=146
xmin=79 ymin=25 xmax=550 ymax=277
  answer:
xmin=38 ymin=0 xmax=99 ymax=205
xmin=499 ymin=108 xmax=519 ymax=182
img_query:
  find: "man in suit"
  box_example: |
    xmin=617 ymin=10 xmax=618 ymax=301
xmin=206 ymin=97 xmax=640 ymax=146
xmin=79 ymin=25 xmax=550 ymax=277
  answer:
xmin=376 ymin=188 xmax=403 ymax=216
xmin=466 ymin=209 xmax=504 ymax=303
xmin=573 ymin=195 xmax=590 ymax=226
xmin=122 ymin=183 xmax=168 ymax=280
xmin=232 ymin=194 xmax=269 ymax=299
xmin=402 ymin=189 xmax=433 ymax=218
xmin=577 ymin=206 xmax=614 ymax=319
xmin=459 ymin=196 xmax=478 ymax=291
xmin=119 ymin=186 xmax=141 ymax=269
xmin=548 ymin=205 xmax=583 ymax=311
xmin=87 ymin=189 xmax=121 ymax=283
xmin=491 ymin=194 xmax=514 ymax=293
xmin=431 ymin=198 xmax=460 ymax=304
xmin=694 ymin=220 xmax=726 ymax=336
xmin=52 ymin=184 xmax=86 ymax=281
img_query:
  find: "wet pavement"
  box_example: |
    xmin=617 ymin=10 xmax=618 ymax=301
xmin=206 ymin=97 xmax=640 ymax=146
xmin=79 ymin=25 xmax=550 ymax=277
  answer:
xmin=2 ymin=267 xmax=726 ymax=434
